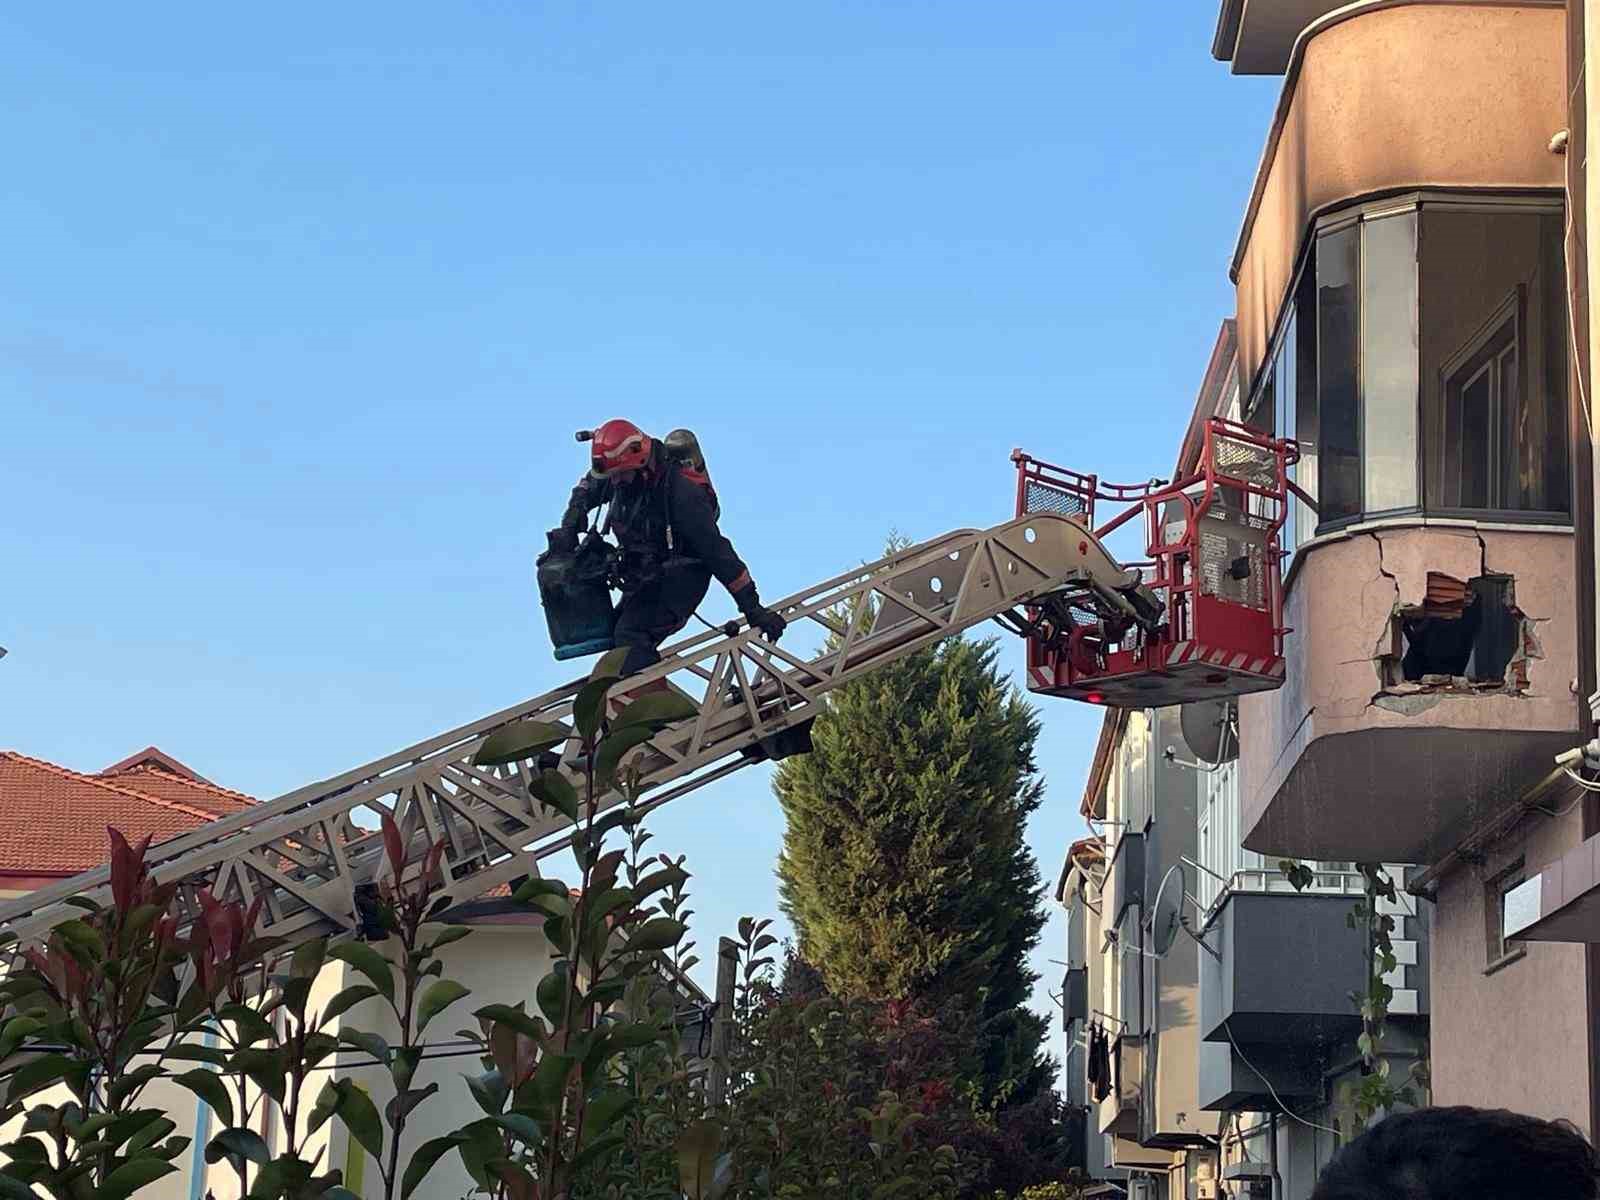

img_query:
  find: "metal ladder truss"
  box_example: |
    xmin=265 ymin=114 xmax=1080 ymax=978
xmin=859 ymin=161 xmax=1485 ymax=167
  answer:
xmin=0 ymin=512 xmax=1139 ymax=954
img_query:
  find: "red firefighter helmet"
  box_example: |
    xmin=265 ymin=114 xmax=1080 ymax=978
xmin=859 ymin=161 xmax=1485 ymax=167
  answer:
xmin=589 ymin=419 xmax=653 ymax=479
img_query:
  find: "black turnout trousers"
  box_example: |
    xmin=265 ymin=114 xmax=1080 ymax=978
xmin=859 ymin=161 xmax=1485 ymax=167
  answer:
xmin=613 ymin=561 xmax=712 ymax=674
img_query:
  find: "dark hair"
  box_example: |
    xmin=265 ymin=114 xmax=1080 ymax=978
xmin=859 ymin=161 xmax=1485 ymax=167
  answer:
xmin=1310 ymin=1106 xmax=1600 ymax=1200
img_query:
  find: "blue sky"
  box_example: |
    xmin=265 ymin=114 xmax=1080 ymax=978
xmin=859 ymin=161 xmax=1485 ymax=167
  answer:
xmin=1 ymin=5 xmax=1277 ymax=1063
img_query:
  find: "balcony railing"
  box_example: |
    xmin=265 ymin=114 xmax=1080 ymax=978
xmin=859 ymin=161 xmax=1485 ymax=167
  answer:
xmin=1191 ymin=859 xmax=1366 ymax=926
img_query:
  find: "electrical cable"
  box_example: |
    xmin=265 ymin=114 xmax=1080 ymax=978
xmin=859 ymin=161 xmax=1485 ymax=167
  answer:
xmin=1221 ymin=1020 xmax=1341 ymax=1137
xmin=1559 ymin=766 xmax=1600 ymax=797
xmin=1564 ymin=59 xmax=1591 ymax=444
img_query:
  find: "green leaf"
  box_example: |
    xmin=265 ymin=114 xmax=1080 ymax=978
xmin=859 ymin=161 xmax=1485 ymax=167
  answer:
xmin=0 ymin=1017 xmax=46 ymax=1061
xmin=584 ymin=1087 xmax=635 ymax=1132
xmin=291 ymin=937 xmax=328 ymax=981
xmin=594 ymin=724 xmax=658 ymax=782
xmin=319 ymin=984 xmax=380 ymax=1026
xmin=306 ymin=1079 xmax=343 ymax=1140
xmin=278 ymin=976 xmax=315 ymax=1021
xmin=218 ymin=1003 xmax=276 ymax=1047
xmin=584 ymin=886 xmax=636 ymax=928
xmin=466 ymin=1067 xmax=508 ymax=1117
xmin=591 ymin=646 xmax=631 ymax=680
xmin=585 ymin=976 xmax=630 ymax=1010
xmin=121 ymin=904 xmax=163 ymax=945
xmin=424 ymin=926 xmax=473 ymax=955
xmin=603 ymin=1022 xmax=666 ymax=1053
xmin=385 ymin=1080 xmax=436 ymax=1127
xmin=536 ymin=963 xmax=570 ymax=1026
xmin=584 ymin=809 xmax=641 ymax=852
xmin=454 ymin=1119 xmax=503 ymax=1189
xmin=206 ymin=1127 xmax=272 ymax=1170
xmin=106 ymin=1064 xmax=164 ymax=1109
xmin=332 ymin=1079 xmax=384 ymax=1161
xmin=492 ymin=1112 xmax=542 ymax=1147
xmin=391 ymin=1046 xmax=424 ymax=1092
xmin=100 ymin=1157 xmax=177 ymax=1200
xmin=631 ymin=865 xmax=688 ymax=903
xmin=574 ymin=677 xmax=620 ymax=741
xmin=328 ymin=941 xmax=396 ymax=1004
xmin=416 ymin=979 xmax=470 ymax=1035
xmin=613 ymin=691 xmax=698 ymax=730
xmin=172 ymin=1070 xmax=234 ymax=1127
xmin=163 ymin=1044 xmax=232 ymax=1068
xmin=97 ymin=1111 xmax=166 ymax=1153
xmin=54 ymin=919 xmax=104 ymax=958
xmin=543 ymin=914 xmax=571 ymax=956
xmin=570 ymin=1130 xmax=627 ymax=1176
xmin=531 ymin=770 xmax=579 ymax=823
xmin=473 ymin=720 xmax=570 ymax=768
xmin=5 ymin=1054 xmax=69 ymax=1107
xmin=625 ymin=918 xmax=687 ymax=956
xmin=232 ymin=1048 xmax=288 ymax=1106
xmin=526 ymin=1052 xmax=574 ymax=1114
xmin=126 ymin=1116 xmax=177 ymax=1157
xmin=523 ymin=892 xmax=573 ymax=923
xmin=0 ymin=1170 xmax=41 ymax=1200
xmin=402 ymin=1134 xmax=462 ymax=1200
xmin=474 ymin=1003 xmax=547 ymax=1042
xmin=339 ymin=1028 xmax=391 ymax=1066
xmin=245 ymin=1156 xmax=314 ymax=1199
xmin=511 ymin=877 xmax=570 ymax=908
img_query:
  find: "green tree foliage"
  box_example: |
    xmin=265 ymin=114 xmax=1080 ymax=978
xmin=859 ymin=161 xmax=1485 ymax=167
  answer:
xmin=774 ymin=629 xmax=1052 ymax=1104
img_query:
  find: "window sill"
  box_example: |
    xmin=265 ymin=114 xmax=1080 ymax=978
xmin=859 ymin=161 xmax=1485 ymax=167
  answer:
xmin=1483 ymin=948 xmax=1527 ymax=977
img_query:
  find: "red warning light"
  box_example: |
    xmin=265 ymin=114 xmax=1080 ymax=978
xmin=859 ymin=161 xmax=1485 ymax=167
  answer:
xmin=1085 ymin=691 xmax=1104 ymax=704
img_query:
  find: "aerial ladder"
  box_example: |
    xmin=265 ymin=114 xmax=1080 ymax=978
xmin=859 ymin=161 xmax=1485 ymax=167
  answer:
xmin=0 ymin=419 xmax=1297 ymax=957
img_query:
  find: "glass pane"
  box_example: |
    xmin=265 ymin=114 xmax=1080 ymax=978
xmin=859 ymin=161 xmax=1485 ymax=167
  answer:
xmin=1361 ymin=212 xmax=1420 ymax=513
xmin=1277 ymin=316 xmax=1298 ymax=556
xmin=1317 ymin=225 xmax=1361 ymax=521
xmin=1295 ymin=263 xmax=1320 ymax=543
xmin=1420 ymin=208 xmax=1570 ymax=514
xmin=1457 ymin=364 xmax=1492 ymax=508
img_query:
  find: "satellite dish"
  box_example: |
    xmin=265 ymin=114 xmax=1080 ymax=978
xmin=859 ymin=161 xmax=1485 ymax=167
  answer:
xmin=1180 ymin=697 xmax=1237 ymax=765
xmin=1147 ymin=864 xmax=1187 ymax=959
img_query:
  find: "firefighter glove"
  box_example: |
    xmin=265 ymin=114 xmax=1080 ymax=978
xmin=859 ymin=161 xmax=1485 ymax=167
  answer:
xmin=733 ymin=583 xmax=786 ymax=643
xmin=548 ymin=526 xmax=580 ymax=555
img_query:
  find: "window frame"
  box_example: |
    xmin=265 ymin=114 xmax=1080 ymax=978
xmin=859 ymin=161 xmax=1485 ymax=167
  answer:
xmin=1485 ymin=855 xmax=1529 ymax=972
xmin=1244 ymin=189 xmax=1571 ymax=545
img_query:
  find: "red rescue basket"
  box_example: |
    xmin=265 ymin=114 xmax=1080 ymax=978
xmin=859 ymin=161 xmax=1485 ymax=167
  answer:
xmin=1011 ymin=419 xmax=1300 ymax=708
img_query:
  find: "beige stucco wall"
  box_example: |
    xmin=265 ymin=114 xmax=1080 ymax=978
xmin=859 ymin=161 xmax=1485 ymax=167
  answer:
xmin=1238 ymin=525 xmax=1577 ymax=861
xmin=1234 ymin=2 xmax=1565 ymax=388
xmin=1430 ymin=805 xmax=1590 ymax=1131
xmin=307 ymin=923 xmax=554 ymax=1200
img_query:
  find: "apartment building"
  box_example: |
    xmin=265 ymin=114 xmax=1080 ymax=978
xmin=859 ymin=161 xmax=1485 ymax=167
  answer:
xmin=1210 ymin=0 xmax=1596 ymax=1138
xmin=1055 ymin=4 xmax=1598 ymax=1194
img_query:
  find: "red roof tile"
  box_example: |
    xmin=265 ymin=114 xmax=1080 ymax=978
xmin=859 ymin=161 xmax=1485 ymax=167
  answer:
xmin=99 ymin=763 xmax=253 ymax=817
xmin=0 ymin=750 xmax=253 ymax=879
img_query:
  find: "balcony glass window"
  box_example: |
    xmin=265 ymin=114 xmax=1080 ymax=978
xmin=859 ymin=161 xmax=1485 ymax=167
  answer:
xmin=1316 ymin=222 xmax=1362 ymax=524
xmin=1420 ymin=209 xmax=1569 ymax=516
xmin=1252 ymin=194 xmax=1569 ymax=541
xmin=1360 ymin=212 xmax=1420 ymax=513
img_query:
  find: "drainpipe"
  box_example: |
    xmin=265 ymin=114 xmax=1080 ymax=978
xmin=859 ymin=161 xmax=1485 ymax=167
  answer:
xmin=1566 ymin=0 xmax=1600 ymax=1143
xmin=1269 ymin=1112 xmax=1284 ymax=1200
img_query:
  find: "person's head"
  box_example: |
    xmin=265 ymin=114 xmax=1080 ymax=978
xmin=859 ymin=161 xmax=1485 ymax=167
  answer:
xmin=589 ymin=419 xmax=653 ymax=485
xmin=1310 ymin=1106 xmax=1599 ymax=1200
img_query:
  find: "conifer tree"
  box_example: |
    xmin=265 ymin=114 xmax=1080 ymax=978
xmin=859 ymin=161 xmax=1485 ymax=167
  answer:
xmin=775 ymin=631 xmax=1053 ymax=1102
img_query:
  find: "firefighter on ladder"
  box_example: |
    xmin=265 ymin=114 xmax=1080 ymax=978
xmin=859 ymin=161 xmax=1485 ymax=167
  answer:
xmin=548 ymin=419 xmax=787 ymax=678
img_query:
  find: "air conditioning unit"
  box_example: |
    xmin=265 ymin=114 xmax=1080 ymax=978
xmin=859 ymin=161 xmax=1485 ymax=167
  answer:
xmin=1222 ymin=1161 xmax=1273 ymax=1197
